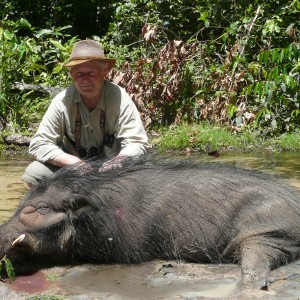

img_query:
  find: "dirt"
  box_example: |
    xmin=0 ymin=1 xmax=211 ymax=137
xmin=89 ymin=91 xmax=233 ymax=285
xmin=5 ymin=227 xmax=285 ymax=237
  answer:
xmin=2 ymin=260 xmax=300 ymax=299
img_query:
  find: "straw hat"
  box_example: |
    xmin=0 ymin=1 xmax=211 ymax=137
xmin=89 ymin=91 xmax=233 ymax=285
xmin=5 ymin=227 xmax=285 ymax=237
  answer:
xmin=64 ymin=40 xmax=116 ymax=69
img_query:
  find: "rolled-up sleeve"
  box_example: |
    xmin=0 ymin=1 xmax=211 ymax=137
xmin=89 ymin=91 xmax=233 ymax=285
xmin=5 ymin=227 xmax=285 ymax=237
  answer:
xmin=28 ymin=93 xmax=66 ymax=163
xmin=115 ymin=91 xmax=149 ymax=157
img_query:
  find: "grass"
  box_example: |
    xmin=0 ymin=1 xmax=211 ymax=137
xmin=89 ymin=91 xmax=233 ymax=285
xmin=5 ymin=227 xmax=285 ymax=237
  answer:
xmin=26 ymin=296 xmax=65 ymax=300
xmin=1 ymin=122 xmax=300 ymax=157
xmin=46 ymin=273 xmax=62 ymax=282
xmin=152 ymin=123 xmax=300 ymax=152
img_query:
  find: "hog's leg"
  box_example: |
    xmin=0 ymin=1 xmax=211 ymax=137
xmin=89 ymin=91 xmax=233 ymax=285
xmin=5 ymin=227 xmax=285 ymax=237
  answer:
xmin=240 ymin=243 xmax=271 ymax=289
xmin=240 ymin=236 xmax=294 ymax=290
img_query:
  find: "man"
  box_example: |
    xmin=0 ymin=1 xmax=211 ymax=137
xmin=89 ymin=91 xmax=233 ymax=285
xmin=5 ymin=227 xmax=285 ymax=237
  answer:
xmin=22 ymin=39 xmax=148 ymax=187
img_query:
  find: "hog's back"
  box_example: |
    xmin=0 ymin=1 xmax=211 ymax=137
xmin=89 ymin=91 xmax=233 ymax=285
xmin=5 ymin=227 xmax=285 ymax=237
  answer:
xmin=116 ymin=163 xmax=300 ymax=263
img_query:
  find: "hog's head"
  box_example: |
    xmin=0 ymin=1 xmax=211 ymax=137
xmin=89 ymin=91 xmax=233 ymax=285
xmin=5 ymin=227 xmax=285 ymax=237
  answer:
xmin=0 ymin=165 xmax=110 ymax=268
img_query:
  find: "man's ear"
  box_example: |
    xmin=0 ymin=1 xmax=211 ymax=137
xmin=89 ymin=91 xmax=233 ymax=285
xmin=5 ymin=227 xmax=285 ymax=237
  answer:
xmin=101 ymin=62 xmax=109 ymax=76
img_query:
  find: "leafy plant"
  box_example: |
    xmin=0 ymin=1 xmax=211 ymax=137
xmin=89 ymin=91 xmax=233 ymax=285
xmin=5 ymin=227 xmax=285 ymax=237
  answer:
xmin=243 ymin=42 xmax=300 ymax=133
xmin=0 ymin=0 xmax=300 ymax=137
xmin=108 ymin=38 xmax=198 ymax=127
xmin=0 ymin=15 xmax=75 ymax=131
xmin=0 ymin=255 xmax=15 ymax=282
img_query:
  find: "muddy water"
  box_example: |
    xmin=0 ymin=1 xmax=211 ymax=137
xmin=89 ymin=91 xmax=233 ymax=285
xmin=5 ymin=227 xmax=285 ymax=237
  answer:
xmin=1 ymin=152 xmax=300 ymax=299
xmin=0 ymin=160 xmax=29 ymax=222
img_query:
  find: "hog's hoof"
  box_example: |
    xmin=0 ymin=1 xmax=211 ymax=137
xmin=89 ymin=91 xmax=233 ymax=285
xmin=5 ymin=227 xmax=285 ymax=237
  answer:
xmin=260 ymin=281 xmax=269 ymax=291
xmin=240 ymin=275 xmax=270 ymax=291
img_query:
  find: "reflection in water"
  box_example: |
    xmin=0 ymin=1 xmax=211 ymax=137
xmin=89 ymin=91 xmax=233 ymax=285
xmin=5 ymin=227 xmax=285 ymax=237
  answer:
xmin=0 ymin=160 xmax=29 ymax=223
xmin=1 ymin=153 xmax=300 ymax=299
xmin=212 ymin=150 xmax=300 ymax=177
xmin=177 ymin=150 xmax=300 ymax=188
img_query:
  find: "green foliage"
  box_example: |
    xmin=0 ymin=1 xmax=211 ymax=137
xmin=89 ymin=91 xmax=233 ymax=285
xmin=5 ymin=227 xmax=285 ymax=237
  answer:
xmin=158 ymin=122 xmax=261 ymax=151
xmin=243 ymin=42 xmax=300 ymax=133
xmin=276 ymin=130 xmax=300 ymax=150
xmin=0 ymin=0 xmax=299 ymax=137
xmin=0 ymin=255 xmax=15 ymax=282
xmin=103 ymin=0 xmax=298 ymax=135
xmin=0 ymin=16 xmax=76 ymax=131
xmin=0 ymin=0 xmax=118 ymax=39
xmin=157 ymin=122 xmax=300 ymax=152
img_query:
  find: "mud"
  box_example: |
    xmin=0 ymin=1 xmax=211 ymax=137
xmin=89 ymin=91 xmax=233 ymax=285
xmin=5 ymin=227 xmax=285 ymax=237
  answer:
xmin=2 ymin=261 xmax=300 ymax=299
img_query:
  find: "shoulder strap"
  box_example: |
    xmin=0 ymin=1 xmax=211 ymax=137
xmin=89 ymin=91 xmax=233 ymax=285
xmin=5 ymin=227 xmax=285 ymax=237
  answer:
xmin=75 ymin=103 xmax=106 ymax=151
xmin=75 ymin=102 xmax=81 ymax=149
xmin=99 ymin=108 xmax=105 ymax=151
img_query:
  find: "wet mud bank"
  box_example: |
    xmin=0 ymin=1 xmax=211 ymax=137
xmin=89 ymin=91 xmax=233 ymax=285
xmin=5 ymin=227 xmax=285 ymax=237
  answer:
xmin=2 ymin=260 xmax=300 ymax=299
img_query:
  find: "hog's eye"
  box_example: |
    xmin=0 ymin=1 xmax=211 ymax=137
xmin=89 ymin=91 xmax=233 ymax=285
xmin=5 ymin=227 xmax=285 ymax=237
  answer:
xmin=36 ymin=204 xmax=51 ymax=215
xmin=37 ymin=207 xmax=51 ymax=215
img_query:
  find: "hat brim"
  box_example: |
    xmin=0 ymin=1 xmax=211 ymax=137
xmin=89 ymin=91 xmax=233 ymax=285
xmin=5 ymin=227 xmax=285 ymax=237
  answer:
xmin=64 ymin=58 xmax=116 ymax=69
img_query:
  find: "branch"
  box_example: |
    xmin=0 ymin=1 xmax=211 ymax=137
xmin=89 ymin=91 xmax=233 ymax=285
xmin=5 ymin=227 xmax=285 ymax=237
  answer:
xmin=239 ymin=5 xmax=261 ymax=57
xmin=13 ymin=82 xmax=62 ymax=97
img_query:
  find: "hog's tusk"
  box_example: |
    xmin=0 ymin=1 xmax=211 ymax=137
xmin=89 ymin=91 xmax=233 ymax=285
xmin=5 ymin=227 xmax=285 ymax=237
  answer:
xmin=11 ymin=234 xmax=26 ymax=247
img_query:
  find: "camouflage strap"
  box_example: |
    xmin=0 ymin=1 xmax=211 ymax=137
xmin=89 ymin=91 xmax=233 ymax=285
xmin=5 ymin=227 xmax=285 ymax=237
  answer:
xmin=75 ymin=102 xmax=105 ymax=153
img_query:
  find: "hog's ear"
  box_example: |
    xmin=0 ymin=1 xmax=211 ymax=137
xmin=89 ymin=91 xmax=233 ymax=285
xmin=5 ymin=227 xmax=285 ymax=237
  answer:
xmin=64 ymin=196 xmax=97 ymax=212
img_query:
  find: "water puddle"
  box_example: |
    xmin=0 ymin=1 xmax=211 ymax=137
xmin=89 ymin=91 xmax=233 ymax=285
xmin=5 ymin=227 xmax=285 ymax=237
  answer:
xmin=9 ymin=271 xmax=51 ymax=294
xmin=1 ymin=153 xmax=300 ymax=299
xmin=55 ymin=262 xmax=240 ymax=299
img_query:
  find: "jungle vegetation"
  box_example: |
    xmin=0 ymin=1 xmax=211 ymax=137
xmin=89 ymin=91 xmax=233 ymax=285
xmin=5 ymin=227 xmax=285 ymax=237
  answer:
xmin=0 ymin=0 xmax=299 ymax=145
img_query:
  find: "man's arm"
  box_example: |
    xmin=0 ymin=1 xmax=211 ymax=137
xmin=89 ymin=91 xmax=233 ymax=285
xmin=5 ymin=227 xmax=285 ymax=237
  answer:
xmin=29 ymin=91 xmax=81 ymax=167
xmin=47 ymin=152 xmax=82 ymax=167
xmin=115 ymin=93 xmax=149 ymax=157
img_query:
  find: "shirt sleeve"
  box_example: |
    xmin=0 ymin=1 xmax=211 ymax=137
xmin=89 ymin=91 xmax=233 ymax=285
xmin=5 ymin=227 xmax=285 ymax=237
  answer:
xmin=28 ymin=93 xmax=67 ymax=163
xmin=115 ymin=91 xmax=149 ymax=157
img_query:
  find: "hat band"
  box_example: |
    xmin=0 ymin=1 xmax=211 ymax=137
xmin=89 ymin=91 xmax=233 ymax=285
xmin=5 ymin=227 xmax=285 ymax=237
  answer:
xmin=70 ymin=55 xmax=111 ymax=61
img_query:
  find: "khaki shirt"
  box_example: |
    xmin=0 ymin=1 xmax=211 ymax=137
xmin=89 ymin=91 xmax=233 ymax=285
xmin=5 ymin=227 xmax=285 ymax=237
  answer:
xmin=29 ymin=81 xmax=148 ymax=163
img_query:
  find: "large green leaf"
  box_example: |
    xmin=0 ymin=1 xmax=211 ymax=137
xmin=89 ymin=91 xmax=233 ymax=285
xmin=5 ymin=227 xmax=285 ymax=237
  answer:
xmin=3 ymin=257 xmax=15 ymax=282
xmin=19 ymin=18 xmax=31 ymax=29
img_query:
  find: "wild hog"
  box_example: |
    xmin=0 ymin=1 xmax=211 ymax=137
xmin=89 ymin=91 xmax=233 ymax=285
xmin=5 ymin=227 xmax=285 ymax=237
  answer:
xmin=1 ymin=158 xmax=300 ymax=290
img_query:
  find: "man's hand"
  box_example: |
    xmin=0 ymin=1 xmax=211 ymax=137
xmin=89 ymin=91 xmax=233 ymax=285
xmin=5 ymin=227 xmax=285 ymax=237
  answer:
xmin=48 ymin=153 xmax=93 ymax=175
xmin=47 ymin=153 xmax=82 ymax=167
xmin=98 ymin=155 xmax=128 ymax=172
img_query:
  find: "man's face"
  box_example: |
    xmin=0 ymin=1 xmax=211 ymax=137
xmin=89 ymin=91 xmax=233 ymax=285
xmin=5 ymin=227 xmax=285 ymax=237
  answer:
xmin=70 ymin=60 xmax=108 ymax=100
